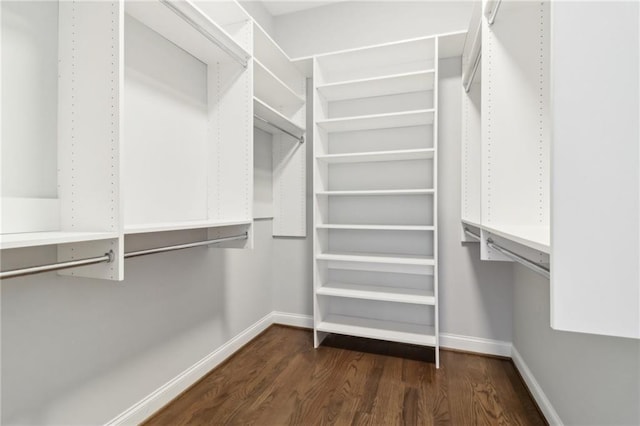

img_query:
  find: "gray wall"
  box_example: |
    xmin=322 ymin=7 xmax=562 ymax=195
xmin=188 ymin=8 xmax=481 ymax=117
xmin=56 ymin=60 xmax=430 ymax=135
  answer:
xmin=1 ymin=224 xmax=274 ymax=424
xmin=513 ymin=265 xmax=640 ymax=425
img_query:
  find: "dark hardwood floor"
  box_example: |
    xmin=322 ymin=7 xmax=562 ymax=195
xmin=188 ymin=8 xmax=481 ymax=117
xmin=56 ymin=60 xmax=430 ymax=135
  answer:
xmin=144 ymin=326 xmax=546 ymax=425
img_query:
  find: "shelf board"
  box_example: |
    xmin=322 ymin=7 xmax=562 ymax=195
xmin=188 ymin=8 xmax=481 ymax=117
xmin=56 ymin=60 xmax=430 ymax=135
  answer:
xmin=317 ymin=314 xmax=436 ymax=346
xmin=316 ymin=148 xmax=434 ymax=164
xmin=317 ymin=70 xmax=435 ymax=101
xmin=253 ymin=23 xmax=304 ymax=96
xmin=125 ymin=0 xmax=250 ymax=67
xmin=316 ymin=110 xmax=434 ymax=133
xmin=316 ymin=224 xmax=434 ymax=231
xmin=316 ymin=251 xmax=435 ymax=266
xmin=0 ymin=231 xmax=118 ymax=250
xmin=124 ymin=219 xmax=251 ymax=235
xmin=253 ymin=97 xmax=305 ymax=138
xmin=461 ymin=218 xmax=482 ymax=229
xmin=254 ymin=59 xmax=305 ymax=109
xmin=316 ymin=189 xmax=434 ymax=196
xmin=482 ymin=224 xmax=550 ymax=254
xmin=317 ymin=282 xmax=435 ymax=305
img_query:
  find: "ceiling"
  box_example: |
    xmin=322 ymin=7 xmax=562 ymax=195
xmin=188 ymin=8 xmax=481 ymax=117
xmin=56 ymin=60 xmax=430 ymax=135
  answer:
xmin=261 ymin=1 xmax=344 ymax=16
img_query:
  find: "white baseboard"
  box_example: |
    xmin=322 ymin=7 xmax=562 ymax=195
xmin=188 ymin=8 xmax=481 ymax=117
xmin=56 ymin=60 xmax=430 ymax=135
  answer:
xmin=439 ymin=332 xmax=512 ymax=357
xmin=105 ymin=313 xmax=274 ymax=426
xmin=271 ymin=311 xmax=313 ymax=329
xmin=511 ymin=346 xmax=563 ymax=425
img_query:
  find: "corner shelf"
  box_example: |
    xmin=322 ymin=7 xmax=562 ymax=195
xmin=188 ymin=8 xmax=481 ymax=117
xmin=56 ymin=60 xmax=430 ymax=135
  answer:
xmin=254 ymin=59 xmax=305 ymax=110
xmin=253 ymin=97 xmax=304 ymax=138
xmin=317 ymin=314 xmax=436 ymax=346
xmin=317 ymin=109 xmax=434 ymax=133
xmin=317 ymin=282 xmax=436 ymax=305
xmin=317 ymin=70 xmax=435 ymax=101
xmin=316 ymin=148 xmax=434 ymax=164
xmin=0 ymin=232 xmax=119 ymax=250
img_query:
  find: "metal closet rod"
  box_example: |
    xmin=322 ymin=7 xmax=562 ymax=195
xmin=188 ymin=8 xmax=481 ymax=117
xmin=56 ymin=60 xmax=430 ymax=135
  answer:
xmin=0 ymin=233 xmax=248 ymax=280
xmin=159 ymin=0 xmax=248 ymax=68
xmin=254 ymin=115 xmax=305 ymax=144
xmin=464 ymin=227 xmax=481 ymax=240
xmin=486 ymin=238 xmax=550 ymax=279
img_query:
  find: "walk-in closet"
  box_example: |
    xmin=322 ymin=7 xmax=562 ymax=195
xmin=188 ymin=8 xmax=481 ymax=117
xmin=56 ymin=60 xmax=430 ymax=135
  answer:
xmin=1 ymin=1 xmax=639 ymax=425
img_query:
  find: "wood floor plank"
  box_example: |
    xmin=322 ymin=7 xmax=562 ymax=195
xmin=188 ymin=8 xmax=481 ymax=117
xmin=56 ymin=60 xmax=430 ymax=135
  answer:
xmin=144 ymin=326 xmax=547 ymax=426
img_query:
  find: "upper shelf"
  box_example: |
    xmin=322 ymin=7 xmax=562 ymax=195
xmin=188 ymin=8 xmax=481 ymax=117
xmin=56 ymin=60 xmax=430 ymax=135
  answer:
xmin=316 ymin=189 xmax=434 ymax=197
xmin=0 ymin=231 xmax=118 ymax=250
xmin=125 ymin=0 xmax=250 ymax=67
xmin=124 ymin=219 xmax=251 ymax=235
xmin=316 ymin=70 xmax=435 ymax=101
xmin=253 ymin=23 xmax=304 ymax=97
xmin=482 ymin=224 xmax=550 ymax=254
xmin=254 ymin=59 xmax=305 ymax=110
xmin=316 ymin=148 xmax=434 ymax=164
xmin=316 ymin=109 xmax=434 ymax=133
xmin=253 ymin=97 xmax=305 ymax=139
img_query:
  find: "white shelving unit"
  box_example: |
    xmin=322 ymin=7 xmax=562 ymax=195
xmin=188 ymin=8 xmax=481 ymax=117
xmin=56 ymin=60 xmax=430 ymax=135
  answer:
xmin=123 ymin=0 xmax=253 ymax=249
xmin=459 ymin=1 xmax=550 ymax=267
xmin=251 ymin=22 xmax=307 ymax=237
xmin=1 ymin=0 xmax=257 ymax=279
xmin=313 ymin=31 xmax=466 ymax=367
xmin=1 ymin=1 xmax=123 ymax=280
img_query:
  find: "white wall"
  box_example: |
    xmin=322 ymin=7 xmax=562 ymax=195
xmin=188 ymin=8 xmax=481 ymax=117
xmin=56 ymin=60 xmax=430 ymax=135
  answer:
xmin=274 ymin=1 xmax=473 ymax=58
xmin=513 ymin=265 xmax=640 ymax=425
xmin=1 ymin=224 xmax=274 ymax=424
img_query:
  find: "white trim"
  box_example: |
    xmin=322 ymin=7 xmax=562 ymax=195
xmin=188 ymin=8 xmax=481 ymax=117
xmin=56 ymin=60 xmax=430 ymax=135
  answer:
xmin=271 ymin=312 xmax=313 ymax=329
xmin=104 ymin=313 xmax=274 ymax=426
xmin=511 ymin=346 xmax=563 ymax=426
xmin=439 ymin=332 xmax=512 ymax=357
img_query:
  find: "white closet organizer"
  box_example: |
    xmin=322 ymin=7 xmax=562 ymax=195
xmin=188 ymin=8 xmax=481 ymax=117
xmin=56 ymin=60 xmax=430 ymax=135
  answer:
xmin=251 ymin=22 xmax=306 ymax=237
xmin=123 ymin=1 xmax=253 ymax=248
xmin=460 ymin=1 xmax=550 ymax=273
xmin=1 ymin=0 xmax=256 ymax=280
xmin=1 ymin=1 xmax=123 ymax=280
xmin=313 ymin=33 xmax=465 ymax=367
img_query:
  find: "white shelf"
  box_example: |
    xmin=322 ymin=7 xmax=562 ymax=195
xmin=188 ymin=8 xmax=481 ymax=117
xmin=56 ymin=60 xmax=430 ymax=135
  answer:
xmin=461 ymin=218 xmax=482 ymax=229
xmin=253 ymin=97 xmax=304 ymax=138
xmin=254 ymin=59 xmax=305 ymax=110
xmin=482 ymin=224 xmax=550 ymax=254
xmin=317 ymin=314 xmax=436 ymax=346
xmin=0 ymin=231 xmax=118 ymax=250
xmin=253 ymin=23 xmax=303 ymax=97
xmin=316 ymin=148 xmax=434 ymax=164
xmin=317 ymin=251 xmax=435 ymax=266
xmin=125 ymin=0 xmax=250 ymax=67
xmin=316 ymin=110 xmax=434 ymax=133
xmin=316 ymin=189 xmax=434 ymax=196
xmin=124 ymin=219 xmax=251 ymax=235
xmin=316 ymin=224 xmax=434 ymax=231
xmin=318 ymin=282 xmax=435 ymax=305
xmin=317 ymin=70 xmax=435 ymax=101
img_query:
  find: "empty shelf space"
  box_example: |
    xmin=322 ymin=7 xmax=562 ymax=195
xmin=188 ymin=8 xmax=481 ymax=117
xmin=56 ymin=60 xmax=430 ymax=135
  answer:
xmin=254 ymin=59 xmax=305 ymax=109
xmin=124 ymin=219 xmax=251 ymax=235
xmin=316 ymin=224 xmax=434 ymax=231
xmin=316 ymin=110 xmax=434 ymax=133
xmin=317 ymin=314 xmax=436 ymax=346
xmin=316 ymin=189 xmax=434 ymax=196
xmin=317 ymin=282 xmax=435 ymax=305
xmin=254 ymin=97 xmax=304 ymax=138
xmin=317 ymin=251 xmax=435 ymax=266
xmin=317 ymin=70 xmax=435 ymax=101
xmin=316 ymin=148 xmax=434 ymax=164
xmin=0 ymin=231 xmax=118 ymax=250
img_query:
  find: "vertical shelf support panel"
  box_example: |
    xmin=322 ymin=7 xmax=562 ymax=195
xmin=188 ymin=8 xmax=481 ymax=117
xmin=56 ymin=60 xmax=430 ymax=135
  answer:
xmin=57 ymin=1 xmax=123 ymax=280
